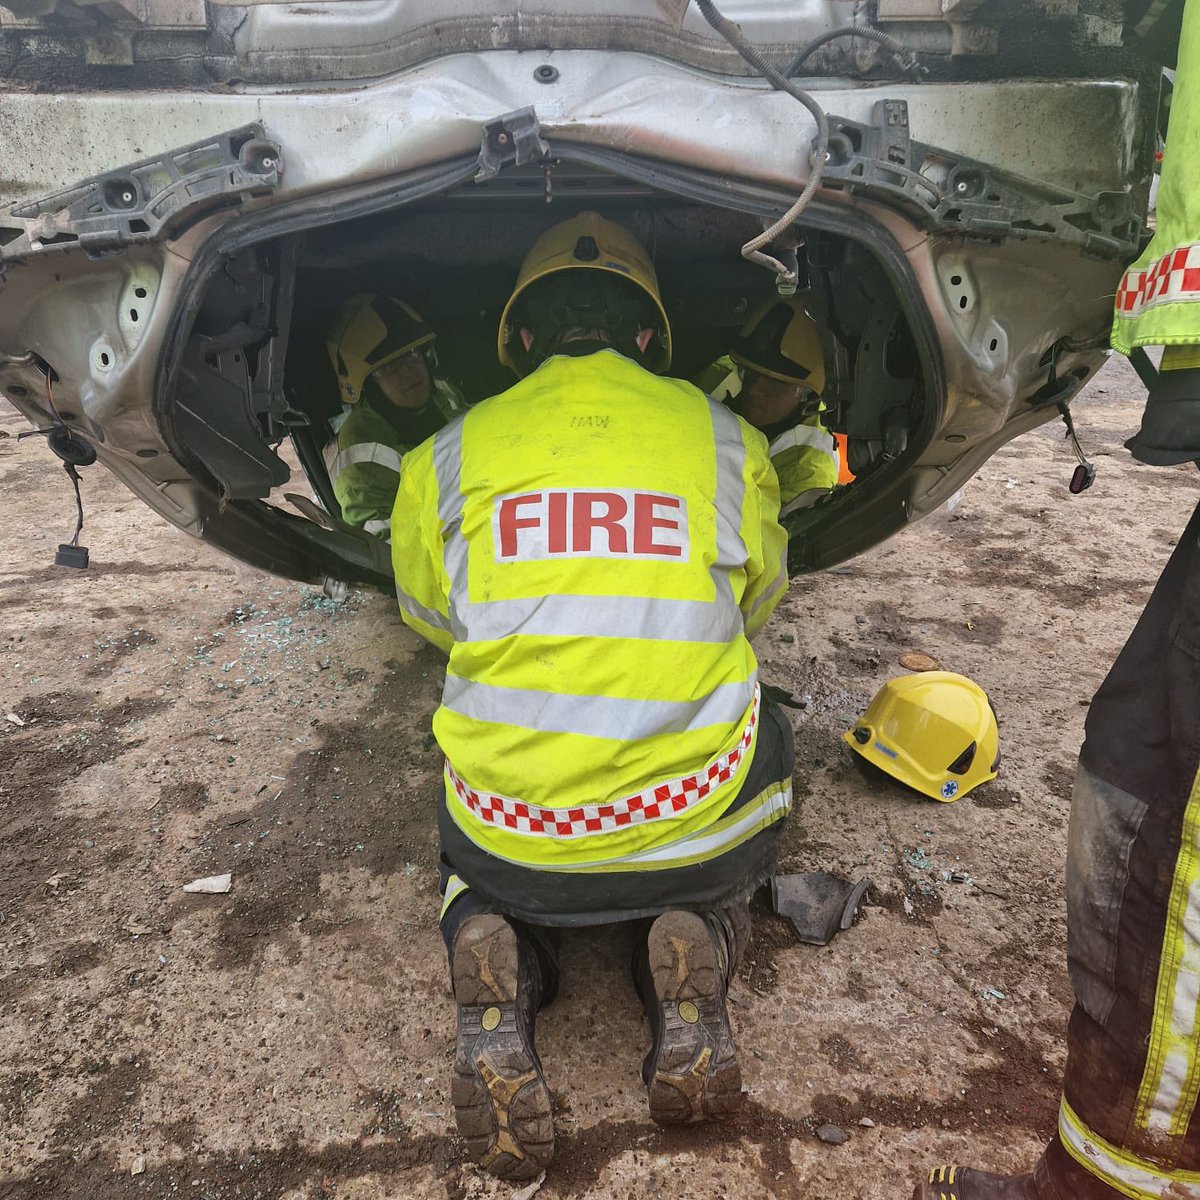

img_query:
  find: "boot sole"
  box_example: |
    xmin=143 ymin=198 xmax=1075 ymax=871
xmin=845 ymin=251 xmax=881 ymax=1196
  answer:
xmin=451 ymin=914 xmax=554 ymax=1180
xmin=644 ymin=911 xmax=743 ymax=1124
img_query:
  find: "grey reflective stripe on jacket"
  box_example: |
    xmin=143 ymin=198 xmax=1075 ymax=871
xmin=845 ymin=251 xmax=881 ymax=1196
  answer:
xmin=441 ymin=674 xmax=757 ymax=740
xmin=767 ymin=423 xmax=838 ymax=462
xmin=708 ymin=398 xmax=749 ymax=611
xmin=329 ymin=441 xmax=403 ymax=483
xmin=444 ymin=593 xmax=743 ymax=644
xmin=394 ymin=579 xmax=452 ymax=635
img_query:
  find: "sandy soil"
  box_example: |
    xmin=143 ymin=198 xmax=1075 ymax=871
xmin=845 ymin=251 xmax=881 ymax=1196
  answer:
xmin=2 ymin=352 xmax=1198 ymax=1200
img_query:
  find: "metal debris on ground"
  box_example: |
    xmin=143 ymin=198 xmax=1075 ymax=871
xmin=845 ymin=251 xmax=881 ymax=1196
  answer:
xmin=981 ymin=986 xmax=1007 ymax=1001
xmin=770 ymin=873 xmax=872 ymax=945
xmin=510 ymin=1173 xmax=546 ymax=1200
xmin=940 ymin=869 xmax=973 ymax=884
xmin=182 ymin=872 xmax=232 ymax=894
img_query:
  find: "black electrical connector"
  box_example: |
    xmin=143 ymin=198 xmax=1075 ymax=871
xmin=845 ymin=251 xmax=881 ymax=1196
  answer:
xmin=15 ymin=382 xmax=98 ymax=568
xmin=1058 ymin=402 xmax=1096 ymax=495
xmin=46 ymin=426 xmax=95 ymax=568
xmin=55 ymin=541 xmax=90 ymax=569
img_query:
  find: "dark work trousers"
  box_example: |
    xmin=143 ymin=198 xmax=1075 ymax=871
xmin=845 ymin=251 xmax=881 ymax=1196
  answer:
xmin=439 ymin=891 xmax=751 ymax=1016
xmin=437 ymin=694 xmax=794 ymax=1010
xmin=1031 ymin=499 xmax=1200 ymax=1198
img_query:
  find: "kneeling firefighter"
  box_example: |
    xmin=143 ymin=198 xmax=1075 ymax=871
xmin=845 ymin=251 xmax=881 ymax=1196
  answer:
xmin=324 ymin=294 xmax=464 ymax=537
xmin=389 ymin=212 xmax=796 ymax=1180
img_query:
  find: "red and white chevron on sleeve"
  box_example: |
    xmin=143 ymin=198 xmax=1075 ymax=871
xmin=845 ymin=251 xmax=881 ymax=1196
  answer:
xmin=1116 ymin=243 xmax=1200 ymax=317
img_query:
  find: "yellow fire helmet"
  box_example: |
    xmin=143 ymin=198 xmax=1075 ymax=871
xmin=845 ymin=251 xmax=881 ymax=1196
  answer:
xmin=731 ymin=293 xmax=826 ymax=393
xmin=843 ymin=671 xmax=1000 ymax=803
xmin=497 ymin=211 xmax=672 ymax=375
xmin=326 ymin=293 xmax=435 ymax=404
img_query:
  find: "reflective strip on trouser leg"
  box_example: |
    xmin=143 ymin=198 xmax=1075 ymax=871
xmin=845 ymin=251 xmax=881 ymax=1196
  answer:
xmin=1059 ymin=1097 xmax=1200 ymax=1199
xmin=1135 ymin=764 xmax=1200 ymax=1135
xmin=440 ymin=872 xmax=470 ymax=919
xmin=601 ymin=779 xmax=791 ymax=871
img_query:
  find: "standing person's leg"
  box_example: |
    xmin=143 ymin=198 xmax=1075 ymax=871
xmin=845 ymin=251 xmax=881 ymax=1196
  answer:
xmin=918 ymin=500 xmax=1200 ymax=1200
xmin=439 ymin=868 xmax=560 ymax=1180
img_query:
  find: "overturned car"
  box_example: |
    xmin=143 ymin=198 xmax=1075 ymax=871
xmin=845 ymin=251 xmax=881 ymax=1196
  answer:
xmin=0 ymin=0 xmax=1165 ymax=588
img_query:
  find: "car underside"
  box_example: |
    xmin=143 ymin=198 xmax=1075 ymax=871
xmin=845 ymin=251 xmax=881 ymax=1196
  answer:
xmin=0 ymin=2 xmax=1170 ymax=589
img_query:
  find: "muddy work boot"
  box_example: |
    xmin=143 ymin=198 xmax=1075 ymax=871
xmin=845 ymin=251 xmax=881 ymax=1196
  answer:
xmin=450 ymin=914 xmax=553 ymax=1180
xmin=914 ymin=1142 xmax=1117 ymax=1200
xmin=637 ymin=910 xmax=744 ymax=1124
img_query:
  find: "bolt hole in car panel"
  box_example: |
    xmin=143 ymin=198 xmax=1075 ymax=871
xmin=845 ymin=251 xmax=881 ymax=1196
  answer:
xmin=0 ymin=8 xmax=1163 ymax=587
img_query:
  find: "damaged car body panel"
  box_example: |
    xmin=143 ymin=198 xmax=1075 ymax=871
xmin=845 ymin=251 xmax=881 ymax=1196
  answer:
xmin=0 ymin=4 xmax=1161 ymax=586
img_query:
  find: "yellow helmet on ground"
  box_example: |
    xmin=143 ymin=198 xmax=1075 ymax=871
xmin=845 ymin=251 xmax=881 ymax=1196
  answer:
xmin=843 ymin=672 xmax=999 ymax=802
xmin=731 ymin=293 xmax=826 ymax=393
xmin=326 ymin=294 xmax=435 ymax=404
xmin=497 ymin=211 xmax=672 ymax=375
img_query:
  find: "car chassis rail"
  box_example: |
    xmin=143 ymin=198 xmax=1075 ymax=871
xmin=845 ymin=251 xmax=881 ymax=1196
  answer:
xmin=0 ymin=123 xmax=282 ymax=262
xmin=820 ymin=99 xmax=1139 ymax=259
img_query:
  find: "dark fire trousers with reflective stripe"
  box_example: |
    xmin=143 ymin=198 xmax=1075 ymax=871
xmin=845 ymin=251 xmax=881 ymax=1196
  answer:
xmin=1037 ymin=499 xmax=1200 ymax=1199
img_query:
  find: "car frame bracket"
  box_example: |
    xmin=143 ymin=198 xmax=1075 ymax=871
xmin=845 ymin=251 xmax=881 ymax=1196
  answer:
xmin=475 ymin=108 xmax=550 ymax=183
xmin=0 ymin=123 xmax=282 ymax=261
xmin=819 ymin=99 xmax=1138 ymax=259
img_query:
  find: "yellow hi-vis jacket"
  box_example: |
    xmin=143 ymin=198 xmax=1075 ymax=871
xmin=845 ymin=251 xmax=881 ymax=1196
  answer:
xmin=1113 ymin=0 xmax=1200 ymax=354
xmin=391 ymin=349 xmax=790 ymax=871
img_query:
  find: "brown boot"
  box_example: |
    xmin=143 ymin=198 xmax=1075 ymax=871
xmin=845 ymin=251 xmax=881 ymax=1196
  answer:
xmin=636 ymin=910 xmax=744 ymax=1124
xmin=450 ymin=914 xmax=554 ymax=1180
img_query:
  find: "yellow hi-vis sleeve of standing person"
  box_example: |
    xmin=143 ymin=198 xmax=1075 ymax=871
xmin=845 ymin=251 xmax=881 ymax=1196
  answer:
xmin=1113 ymin=0 xmax=1200 ymax=352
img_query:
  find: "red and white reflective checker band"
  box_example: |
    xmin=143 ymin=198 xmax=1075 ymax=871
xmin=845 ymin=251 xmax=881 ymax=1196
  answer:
xmin=446 ymin=685 xmax=760 ymax=838
xmin=1116 ymin=242 xmax=1200 ymax=317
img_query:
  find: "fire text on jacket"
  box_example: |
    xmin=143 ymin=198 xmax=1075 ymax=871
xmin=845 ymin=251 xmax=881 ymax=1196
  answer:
xmin=493 ymin=489 xmax=690 ymax=562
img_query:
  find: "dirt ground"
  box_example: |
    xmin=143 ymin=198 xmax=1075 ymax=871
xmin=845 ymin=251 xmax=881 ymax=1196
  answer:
xmin=2 ymin=352 xmax=1198 ymax=1200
